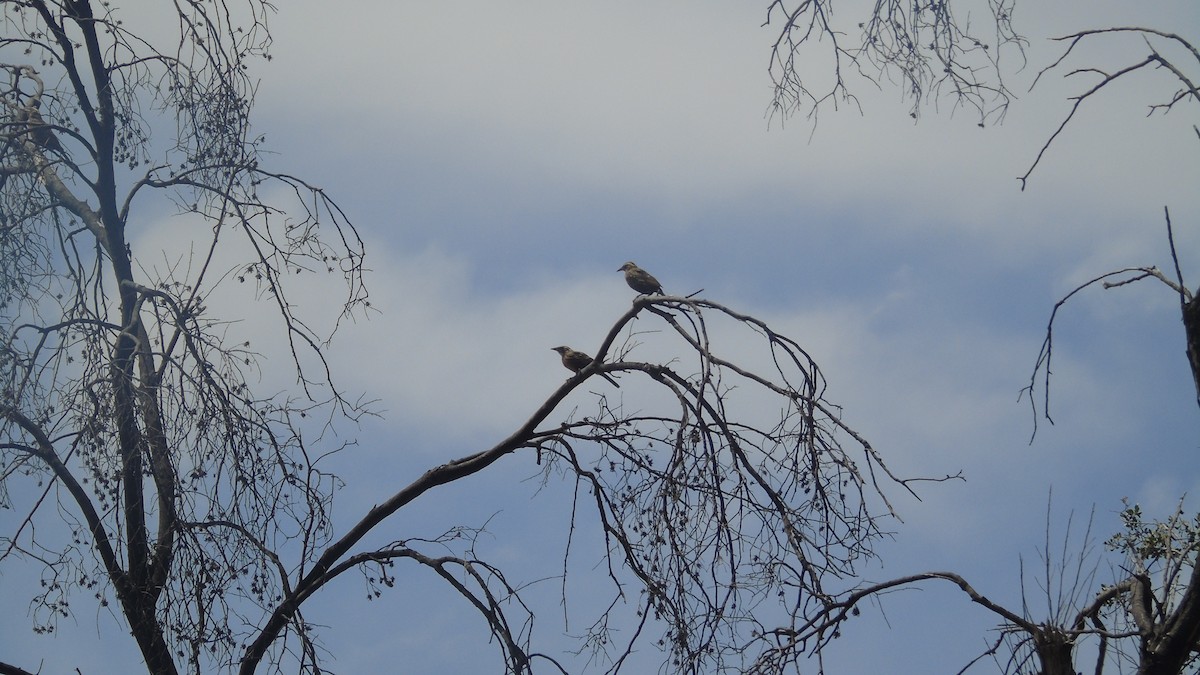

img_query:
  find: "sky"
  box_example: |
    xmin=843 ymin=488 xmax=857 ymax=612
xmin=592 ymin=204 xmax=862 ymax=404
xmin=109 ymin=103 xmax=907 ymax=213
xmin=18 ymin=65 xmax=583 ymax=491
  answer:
xmin=2 ymin=0 xmax=1199 ymax=673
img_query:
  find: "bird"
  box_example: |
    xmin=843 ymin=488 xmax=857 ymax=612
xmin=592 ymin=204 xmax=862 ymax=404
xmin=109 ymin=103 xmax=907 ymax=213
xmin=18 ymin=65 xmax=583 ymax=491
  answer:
xmin=551 ymin=346 xmax=620 ymax=387
xmin=618 ymin=261 xmax=663 ymax=295
xmin=17 ymin=101 xmax=64 ymax=154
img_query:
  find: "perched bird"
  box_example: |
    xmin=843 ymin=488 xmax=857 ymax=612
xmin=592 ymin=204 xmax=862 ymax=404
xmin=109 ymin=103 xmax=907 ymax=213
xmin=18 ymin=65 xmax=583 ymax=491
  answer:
xmin=17 ymin=102 xmax=64 ymax=154
xmin=618 ymin=261 xmax=663 ymax=295
xmin=551 ymin=346 xmax=620 ymax=387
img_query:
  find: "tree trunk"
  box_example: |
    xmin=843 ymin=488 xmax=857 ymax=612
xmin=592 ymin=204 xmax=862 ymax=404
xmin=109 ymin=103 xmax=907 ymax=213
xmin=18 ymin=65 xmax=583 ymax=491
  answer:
xmin=1035 ymin=627 xmax=1077 ymax=675
xmin=1138 ymin=558 xmax=1200 ymax=675
xmin=1184 ymin=291 xmax=1200 ymax=411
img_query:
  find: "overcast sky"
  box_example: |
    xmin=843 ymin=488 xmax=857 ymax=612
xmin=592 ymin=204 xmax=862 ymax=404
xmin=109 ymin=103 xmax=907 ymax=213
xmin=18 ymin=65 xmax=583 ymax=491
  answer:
xmin=3 ymin=1 xmax=1199 ymax=673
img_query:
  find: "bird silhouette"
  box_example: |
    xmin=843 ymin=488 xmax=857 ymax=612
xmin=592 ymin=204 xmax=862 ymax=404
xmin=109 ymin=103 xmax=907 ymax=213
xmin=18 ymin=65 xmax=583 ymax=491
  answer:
xmin=18 ymin=101 xmax=64 ymax=154
xmin=551 ymin=346 xmax=619 ymax=387
xmin=618 ymin=261 xmax=663 ymax=295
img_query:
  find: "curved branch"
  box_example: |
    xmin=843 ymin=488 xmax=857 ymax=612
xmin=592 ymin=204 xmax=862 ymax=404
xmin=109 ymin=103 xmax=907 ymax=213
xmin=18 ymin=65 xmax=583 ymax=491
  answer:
xmin=0 ymin=403 xmax=127 ymax=593
xmin=1021 ymin=263 xmax=1188 ymax=441
xmin=1021 ymin=28 xmax=1200 ymax=189
xmin=238 ymin=362 xmax=593 ymax=673
xmin=750 ymin=571 xmax=1039 ymax=671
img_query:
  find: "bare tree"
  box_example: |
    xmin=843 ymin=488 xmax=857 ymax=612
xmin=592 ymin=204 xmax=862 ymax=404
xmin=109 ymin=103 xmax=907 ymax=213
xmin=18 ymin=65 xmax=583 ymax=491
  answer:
xmin=774 ymin=425 xmax=1200 ymax=675
xmin=1015 ymin=221 xmax=1200 ymax=674
xmin=718 ymin=212 xmax=1199 ymax=673
xmin=1 ymin=1 xmax=367 ymax=673
xmin=239 ymin=292 xmax=948 ymax=674
xmin=760 ymin=2 xmax=1200 ymax=673
xmin=0 ymin=2 xmax=934 ymax=674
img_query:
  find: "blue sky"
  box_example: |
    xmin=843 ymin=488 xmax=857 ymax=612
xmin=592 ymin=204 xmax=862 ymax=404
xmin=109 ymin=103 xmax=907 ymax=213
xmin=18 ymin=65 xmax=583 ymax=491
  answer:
xmin=2 ymin=1 xmax=1198 ymax=673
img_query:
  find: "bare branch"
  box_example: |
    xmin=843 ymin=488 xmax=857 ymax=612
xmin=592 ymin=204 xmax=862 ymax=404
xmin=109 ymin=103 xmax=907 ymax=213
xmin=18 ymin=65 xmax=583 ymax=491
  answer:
xmin=1021 ymin=258 xmax=1190 ymax=441
xmin=763 ymin=0 xmax=1024 ymax=125
xmin=1021 ymin=28 xmax=1200 ymax=189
